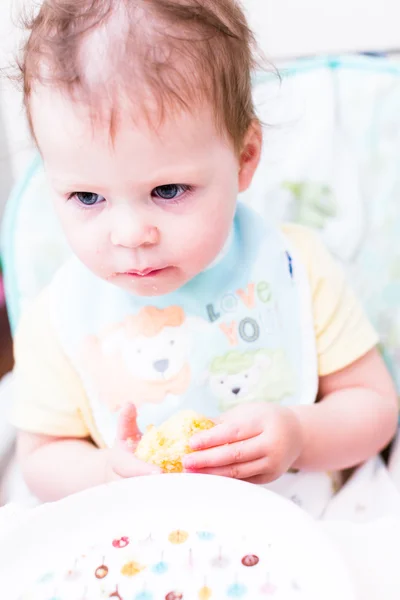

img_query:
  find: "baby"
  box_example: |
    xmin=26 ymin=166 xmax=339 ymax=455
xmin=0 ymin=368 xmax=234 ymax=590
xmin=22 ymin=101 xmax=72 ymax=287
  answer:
xmin=12 ymin=0 xmax=397 ymax=512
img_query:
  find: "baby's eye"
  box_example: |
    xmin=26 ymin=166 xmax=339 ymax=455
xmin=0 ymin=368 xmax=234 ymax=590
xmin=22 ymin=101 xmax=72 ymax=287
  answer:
xmin=152 ymin=184 xmax=191 ymax=202
xmin=71 ymin=192 xmax=106 ymax=206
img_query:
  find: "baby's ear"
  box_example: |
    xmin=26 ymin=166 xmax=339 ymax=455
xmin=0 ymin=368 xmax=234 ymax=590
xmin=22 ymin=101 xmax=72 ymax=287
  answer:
xmin=238 ymin=120 xmax=262 ymax=193
xmin=101 ymin=328 xmax=126 ymax=356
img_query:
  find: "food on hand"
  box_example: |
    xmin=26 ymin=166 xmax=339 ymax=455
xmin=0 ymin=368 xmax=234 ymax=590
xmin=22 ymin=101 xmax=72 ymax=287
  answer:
xmin=135 ymin=410 xmax=214 ymax=473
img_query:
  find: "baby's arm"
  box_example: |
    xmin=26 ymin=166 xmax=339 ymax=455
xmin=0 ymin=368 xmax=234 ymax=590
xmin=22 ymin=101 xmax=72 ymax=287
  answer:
xmin=185 ymin=347 xmax=397 ymax=482
xmin=17 ymin=404 xmax=161 ymax=502
xmin=12 ymin=292 xmax=160 ymax=501
xmin=18 ymin=432 xmax=110 ymax=501
xmin=292 ymin=347 xmax=398 ymax=471
xmin=186 ymin=229 xmax=398 ymax=480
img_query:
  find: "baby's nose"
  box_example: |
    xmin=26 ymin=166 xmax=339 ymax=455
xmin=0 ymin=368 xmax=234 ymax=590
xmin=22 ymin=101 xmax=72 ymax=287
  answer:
xmin=110 ymin=205 xmax=159 ymax=249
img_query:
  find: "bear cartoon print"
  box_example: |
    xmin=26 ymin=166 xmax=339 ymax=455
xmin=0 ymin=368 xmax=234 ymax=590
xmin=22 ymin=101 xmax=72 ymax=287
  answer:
xmin=208 ymin=349 xmax=295 ymax=411
xmin=79 ymin=306 xmax=191 ymax=414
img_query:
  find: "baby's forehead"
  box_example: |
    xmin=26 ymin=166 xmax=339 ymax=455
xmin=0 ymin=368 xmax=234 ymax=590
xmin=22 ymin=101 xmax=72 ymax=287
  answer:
xmin=30 ymin=84 xmax=234 ymax=189
xmin=31 ymin=83 xmax=218 ymax=148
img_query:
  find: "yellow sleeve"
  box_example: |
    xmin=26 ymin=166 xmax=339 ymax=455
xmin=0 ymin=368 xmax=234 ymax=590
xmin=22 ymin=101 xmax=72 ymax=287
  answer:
xmin=282 ymin=224 xmax=379 ymax=376
xmin=11 ymin=289 xmax=91 ymax=438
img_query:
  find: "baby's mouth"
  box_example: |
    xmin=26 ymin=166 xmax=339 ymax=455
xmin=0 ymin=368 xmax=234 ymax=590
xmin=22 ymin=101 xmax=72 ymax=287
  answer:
xmin=125 ymin=268 xmax=161 ymax=277
xmin=122 ymin=267 xmax=173 ymax=278
xmin=110 ymin=266 xmax=177 ymax=284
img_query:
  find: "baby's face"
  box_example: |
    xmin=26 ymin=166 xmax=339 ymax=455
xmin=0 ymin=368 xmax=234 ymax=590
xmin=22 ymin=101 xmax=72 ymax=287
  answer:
xmin=31 ymin=89 xmax=259 ymax=296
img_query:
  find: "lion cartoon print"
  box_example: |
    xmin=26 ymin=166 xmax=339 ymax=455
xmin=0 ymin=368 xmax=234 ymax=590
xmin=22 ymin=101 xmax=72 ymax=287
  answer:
xmin=79 ymin=306 xmax=191 ymax=413
xmin=209 ymin=349 xmax=295 ymax=411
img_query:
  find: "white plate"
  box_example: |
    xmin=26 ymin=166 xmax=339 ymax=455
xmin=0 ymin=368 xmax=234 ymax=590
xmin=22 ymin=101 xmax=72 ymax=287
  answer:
xmin=0 ymin=474 xmax=355 ymax=599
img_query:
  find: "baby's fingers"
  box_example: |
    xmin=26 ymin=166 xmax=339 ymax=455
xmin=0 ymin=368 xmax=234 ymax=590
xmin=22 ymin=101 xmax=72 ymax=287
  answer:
xmin=190 ymin=419 xmax=261 ymax=451
xmin=116 ymin=403 xmax=142 ymax=449
xmin=184 ymin=436 xmax=263 ymax=471
xmin=187 ymin=457 xmax=269 ymax=481
xmin=111 ymin=445 xmax=162 ymax=478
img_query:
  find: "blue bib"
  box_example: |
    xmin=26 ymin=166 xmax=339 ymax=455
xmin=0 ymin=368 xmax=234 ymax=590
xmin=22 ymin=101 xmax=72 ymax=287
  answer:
xmin=49 ymin=204 xmax=318 ymax=446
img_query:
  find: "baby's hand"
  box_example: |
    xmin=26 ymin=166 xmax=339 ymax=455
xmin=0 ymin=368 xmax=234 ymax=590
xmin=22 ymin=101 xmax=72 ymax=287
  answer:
xmin=106 ymin=404 xmax=162 ymax=482
xmin=183 ymin=403 xmax=303 ymax=484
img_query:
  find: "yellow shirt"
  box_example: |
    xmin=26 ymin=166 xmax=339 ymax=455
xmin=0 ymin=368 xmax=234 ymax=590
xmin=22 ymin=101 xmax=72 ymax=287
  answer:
xmin=11 ymin=225 xmax=378 ymax=446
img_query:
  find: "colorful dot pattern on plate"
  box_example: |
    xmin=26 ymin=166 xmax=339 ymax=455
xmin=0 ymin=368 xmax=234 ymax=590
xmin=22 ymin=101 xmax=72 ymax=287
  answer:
xmin=17 ymin=526 xmax=311 ymax=599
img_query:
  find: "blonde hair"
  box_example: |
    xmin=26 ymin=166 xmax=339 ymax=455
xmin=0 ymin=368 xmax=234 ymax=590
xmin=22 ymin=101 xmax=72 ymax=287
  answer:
xmin=19 ymin=0 xmax=261 ymax=151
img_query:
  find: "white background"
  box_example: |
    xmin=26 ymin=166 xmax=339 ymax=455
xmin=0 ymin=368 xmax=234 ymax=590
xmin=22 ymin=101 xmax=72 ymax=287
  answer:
xmin=0 ymin=0 xmax=399 ymax=214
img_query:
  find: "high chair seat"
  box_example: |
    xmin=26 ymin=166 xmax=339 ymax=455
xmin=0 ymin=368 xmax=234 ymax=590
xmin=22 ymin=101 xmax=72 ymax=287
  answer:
xmin=2 ymin=55 xmax=400 ymax=391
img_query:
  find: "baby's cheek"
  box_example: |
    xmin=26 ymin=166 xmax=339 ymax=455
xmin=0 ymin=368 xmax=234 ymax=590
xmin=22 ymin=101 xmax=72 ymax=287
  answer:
xmin=69 ymin=238 xmax=108 ymax=277
xmin=178 ymin=215 xmax=231 ymax=271
xmin=185 ymin=240 xmax=216 ymax=270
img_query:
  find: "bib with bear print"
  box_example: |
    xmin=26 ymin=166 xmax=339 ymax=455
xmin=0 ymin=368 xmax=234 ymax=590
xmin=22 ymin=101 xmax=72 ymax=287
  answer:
xmin=49 ymin=203 xmax=318 ymax=447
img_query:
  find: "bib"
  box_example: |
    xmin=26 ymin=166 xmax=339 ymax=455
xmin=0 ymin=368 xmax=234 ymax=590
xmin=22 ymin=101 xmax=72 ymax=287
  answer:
xmin=49 ymin=203 xmax=318 ymax=447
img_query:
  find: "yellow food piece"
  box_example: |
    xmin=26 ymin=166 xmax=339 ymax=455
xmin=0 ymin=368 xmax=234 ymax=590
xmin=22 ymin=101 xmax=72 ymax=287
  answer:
xmin=135 ymin=410 xmax=214 ymax=473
